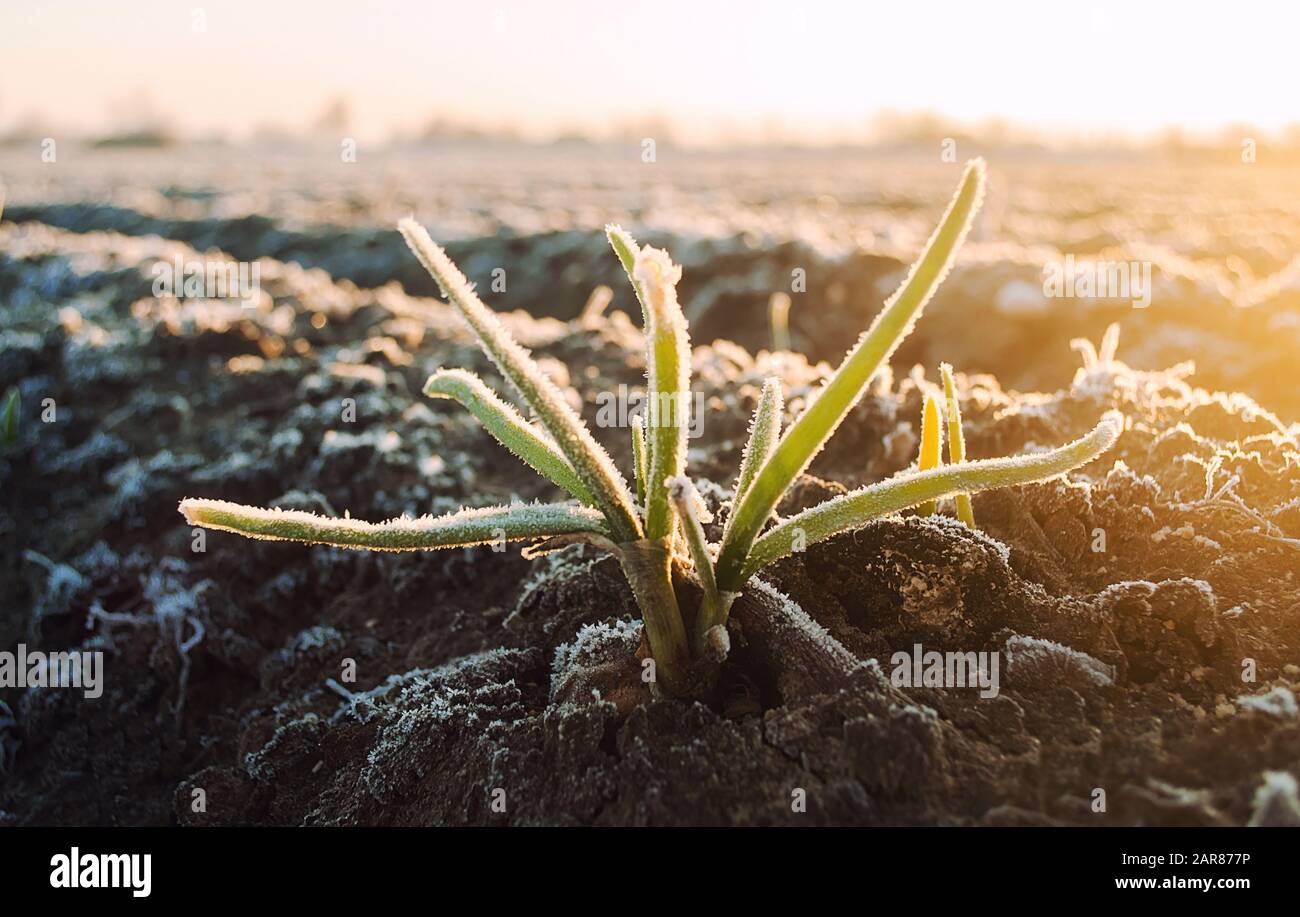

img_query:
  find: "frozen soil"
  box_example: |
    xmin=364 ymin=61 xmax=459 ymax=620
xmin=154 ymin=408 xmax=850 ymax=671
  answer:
xmin=7 ymin=149 xmax=1300 ymax=418
xmin=3 ymin=176 xmax=1300 ymax=825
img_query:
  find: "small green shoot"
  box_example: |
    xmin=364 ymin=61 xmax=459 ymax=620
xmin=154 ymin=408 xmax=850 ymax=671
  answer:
xmin=939 ymin=362 xmax=976 ymax=528
xmin=182 ymin=160 xmax=1122 ymax=699
xmin=769 ymin=292 xmax=792 ymax=352
xmin=580 ymin=284 xmax=613 ymax=327
xmin=630 ymin=415 xmax=648 ymax=507
xmin=1 ymin=386 xmax=18 ymax=450
xmin=1071 ymin=321 xmax=1122 ymax=372
xmin=728 ymin=377 xmax=782 ymax=523
xmin=667 ymin=474 xmax=723 ymax=651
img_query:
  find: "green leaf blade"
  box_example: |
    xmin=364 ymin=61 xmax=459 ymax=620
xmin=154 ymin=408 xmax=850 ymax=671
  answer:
xmin=631 ymin=415 xmax=648 ymax=507
xmin=1 ymin=387 xmax=19 ymax=449
xmin=739 ymin=411 xmax=1122 ymax=582
xmin=610 ymin=228 xmax=691 ymax=542
xmin=724 ymin=377 xmax=782 ymax=542
xmin=399 ymin=218 xmax=641 ymax=542
xmin=716 ymin=159 xmax=986 ymax=592
xmin=179 ymin=498 xmax=608 ymax=552
xmin=769 ymin=292 xmax=792 ymax=352
xmin=940 ymin=362 xmax=976 ymax=528
xmin=424 ymin=368 xmax=597 ymax=507
xmin=606 ymin=225 xmax=649 ymax=328
xmin=667 ymin=476 xmax=722 ymax=640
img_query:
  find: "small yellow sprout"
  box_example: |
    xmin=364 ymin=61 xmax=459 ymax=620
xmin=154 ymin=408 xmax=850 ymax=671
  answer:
xmin=916 ymin=392 xmax=945 ymax=517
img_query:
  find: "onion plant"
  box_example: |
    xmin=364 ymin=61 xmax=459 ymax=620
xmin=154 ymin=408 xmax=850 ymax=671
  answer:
xmin=181 ymin=159 xmax=1121 ymax=697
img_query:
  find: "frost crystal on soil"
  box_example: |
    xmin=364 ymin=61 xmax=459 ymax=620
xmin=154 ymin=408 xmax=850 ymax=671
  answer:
xmin=8 ymin=159 xmax=1300 ymax=827
xmin=1003 ymin=635 xmax=1116 ymax=690
xmin=550 ymin=619 xmax=642 ymax=702
xmin=1235 ymin=686 xmax=1298 ymax=718
xmin=1248 ymin=771 xmax=1300 ymax=827
xmin=21 ymin=550 xmax=88 ymax=635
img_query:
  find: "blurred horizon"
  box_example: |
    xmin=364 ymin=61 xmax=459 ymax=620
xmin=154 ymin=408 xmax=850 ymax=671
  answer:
xmin=3 ymin=0 xmax=1299 ymax=151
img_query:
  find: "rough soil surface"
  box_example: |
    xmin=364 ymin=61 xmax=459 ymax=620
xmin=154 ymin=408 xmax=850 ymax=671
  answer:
xmin=3 ymin=154 xmax=1299 ymax=825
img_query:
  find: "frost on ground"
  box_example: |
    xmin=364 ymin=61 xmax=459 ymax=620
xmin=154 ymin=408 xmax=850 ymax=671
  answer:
xmin=2 ymin=157 xmax=1300 ymax=825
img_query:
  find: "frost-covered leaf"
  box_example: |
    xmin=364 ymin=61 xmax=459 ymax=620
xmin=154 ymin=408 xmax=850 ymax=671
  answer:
xmin=607 ymin=226 xmax=690 ymax=542
xmin=738 ymin=411 xmax=1122 ymax=582
xmin=424 ymin=368 xmax=596 ymax=507
xmin=940 ymin=362 xmax=976 ymax=528
xmin=631 ymin=414 xmax=648 ymax=507
xmin=717 ymin=160 xmax=986 ymax=592
xmin=400 ymin=219 xmax=640 ymax=542
xmin=729 ymin=377 xmax=782 ymax=516
xmin=666 ymin=475 xmax=721 ymax=641
xmin=179 ymin=498 xmax=608 ymax=552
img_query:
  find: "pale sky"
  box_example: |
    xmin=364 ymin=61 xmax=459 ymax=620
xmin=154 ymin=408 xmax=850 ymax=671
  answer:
xmin=2 ymin=0 xmax=1297 ymax=144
